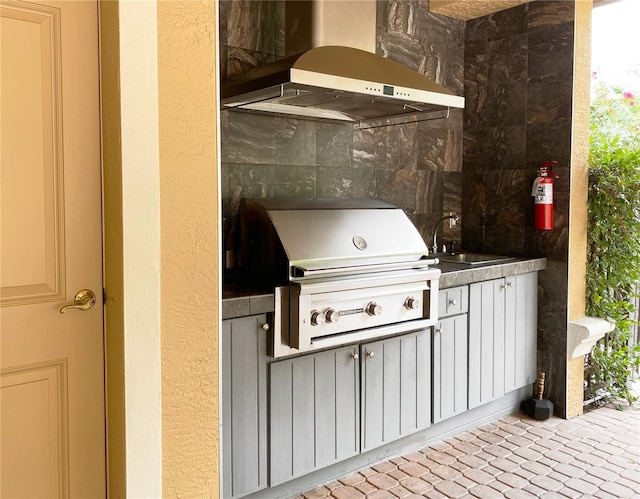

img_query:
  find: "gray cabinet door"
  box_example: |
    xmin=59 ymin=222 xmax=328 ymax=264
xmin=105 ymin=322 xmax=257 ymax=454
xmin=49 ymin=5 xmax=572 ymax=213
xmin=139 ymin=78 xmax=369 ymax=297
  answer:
xmin=361 ymin=329 xmax=431 ymax=452
xmin=504 ymin=272 xmax=538 ymax=393
xmin=433 ymin=314 xmax=468 ymax=423
xmin=222 ymin=315 xmax=269 ymax=499
xmin=469 ymin=279 xmax=506 ymax=409
xmin=469 ymin=273 xmax=538 ymax=409
xmin=269 ymin=344 xmax=360 ymax=486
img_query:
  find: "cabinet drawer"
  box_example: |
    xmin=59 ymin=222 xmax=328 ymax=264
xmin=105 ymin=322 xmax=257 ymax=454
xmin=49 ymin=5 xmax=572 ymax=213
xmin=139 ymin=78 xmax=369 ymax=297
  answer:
xmin=439 ymin=286 xmax=469 ymax=317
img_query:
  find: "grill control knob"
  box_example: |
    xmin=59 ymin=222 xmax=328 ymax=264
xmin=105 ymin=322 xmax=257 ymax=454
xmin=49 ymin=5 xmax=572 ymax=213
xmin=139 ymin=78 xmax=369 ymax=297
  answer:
xmin=405 ymin=297 xmax=420 ymax=310
xmin=325 ymin=308 xmax=340 ymax=324
xmin=311 ymin=310 xmax=325 ymax=326
xmin=366 ymin=302 xmax=382 ymax=316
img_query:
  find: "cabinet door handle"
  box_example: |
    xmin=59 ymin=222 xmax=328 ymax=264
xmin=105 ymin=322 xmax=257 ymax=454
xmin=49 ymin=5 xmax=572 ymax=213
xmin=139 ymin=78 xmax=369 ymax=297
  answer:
xmin=435 ymin=324 xmax=442 ymax=333
xmin=449 ymin=298 xmax=457 ymax=306
xmin=507 ymin=281 xmax=513 ymax=288
xmin=351 ymin=353 xmax=359 ymax=360
xmin=261 ymin=323 xmax=270 ymax=331
xmin=367 ymin=351 xmax=375 ymax=358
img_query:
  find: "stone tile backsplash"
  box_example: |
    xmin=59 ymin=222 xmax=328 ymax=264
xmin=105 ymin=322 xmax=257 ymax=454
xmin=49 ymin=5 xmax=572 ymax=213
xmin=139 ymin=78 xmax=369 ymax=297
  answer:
xmin=220 ymin=0 xmax=465 ymax=247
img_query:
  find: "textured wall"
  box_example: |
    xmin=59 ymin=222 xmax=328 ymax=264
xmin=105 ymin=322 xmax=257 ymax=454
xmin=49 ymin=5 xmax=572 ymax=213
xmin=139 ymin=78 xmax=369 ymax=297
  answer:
xmin=158 ymin=1 xmax=220 ymax=496
xmin=101 ymin=1 xmax=164 ymax=495
xmin=462 ymin=1 xmax=576 ymax=416
xmin=566 ymin=0 xmax=593 ymax=418
xmin=99 ymin=2 xmax=126 ymax=494
xmin=220 ymin=0 xmax=465 ymax=250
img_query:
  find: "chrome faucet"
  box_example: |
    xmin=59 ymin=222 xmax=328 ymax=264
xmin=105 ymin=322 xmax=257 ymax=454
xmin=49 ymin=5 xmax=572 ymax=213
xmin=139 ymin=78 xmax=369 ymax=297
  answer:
xmin=431 ymin=214 xmax=460 ymax=254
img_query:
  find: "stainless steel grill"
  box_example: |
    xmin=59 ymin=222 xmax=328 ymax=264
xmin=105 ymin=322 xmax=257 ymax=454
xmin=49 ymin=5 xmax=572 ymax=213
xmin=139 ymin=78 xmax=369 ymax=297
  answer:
xmin=234 ymin=198 xmax=440 ymax=357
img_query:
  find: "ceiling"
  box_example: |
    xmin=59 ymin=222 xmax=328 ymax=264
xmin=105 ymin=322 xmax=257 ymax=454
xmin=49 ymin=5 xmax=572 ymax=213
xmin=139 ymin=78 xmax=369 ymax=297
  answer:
xmin=429 ymin=0 xmax=532 ymax=21
xmin=430 ymin=0 xmax=612 ymax=21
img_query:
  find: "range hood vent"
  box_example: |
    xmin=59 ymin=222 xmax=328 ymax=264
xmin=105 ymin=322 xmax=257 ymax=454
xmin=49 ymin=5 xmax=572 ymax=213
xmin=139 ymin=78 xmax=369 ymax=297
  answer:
xmin=221 ymin=46 xmax=465 ymax=127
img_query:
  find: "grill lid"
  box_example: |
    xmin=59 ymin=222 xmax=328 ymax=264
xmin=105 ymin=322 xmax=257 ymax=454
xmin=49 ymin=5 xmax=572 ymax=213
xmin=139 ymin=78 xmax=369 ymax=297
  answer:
xmin=237 ymin=198 xmax=429 ymax=284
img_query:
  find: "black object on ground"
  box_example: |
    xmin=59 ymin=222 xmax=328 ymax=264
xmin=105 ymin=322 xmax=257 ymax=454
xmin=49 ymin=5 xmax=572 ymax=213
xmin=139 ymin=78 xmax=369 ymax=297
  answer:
xmin=522 ymin=372 xmax=554 ymax=420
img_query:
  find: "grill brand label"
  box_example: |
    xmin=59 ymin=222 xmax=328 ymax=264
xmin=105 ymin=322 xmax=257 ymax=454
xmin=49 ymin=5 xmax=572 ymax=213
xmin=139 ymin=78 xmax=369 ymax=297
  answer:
xmin=339 ymin=308 xmax=364 ymax=316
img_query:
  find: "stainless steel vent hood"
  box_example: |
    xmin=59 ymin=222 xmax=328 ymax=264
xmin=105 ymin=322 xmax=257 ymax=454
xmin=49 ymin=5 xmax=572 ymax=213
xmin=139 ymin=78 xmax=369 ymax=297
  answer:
xmin=221 ymin=46 xmax=465 ymax=125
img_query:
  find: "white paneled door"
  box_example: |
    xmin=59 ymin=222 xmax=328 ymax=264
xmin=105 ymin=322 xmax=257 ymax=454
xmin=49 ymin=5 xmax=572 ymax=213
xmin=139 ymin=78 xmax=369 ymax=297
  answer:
xmin=0 ymin=0 xmax=105 ymax=496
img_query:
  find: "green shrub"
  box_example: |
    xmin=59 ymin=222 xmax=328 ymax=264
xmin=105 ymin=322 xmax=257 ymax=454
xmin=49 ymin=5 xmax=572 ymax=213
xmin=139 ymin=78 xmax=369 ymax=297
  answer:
xmin=585 ymin=77 xmax=640 ymax=405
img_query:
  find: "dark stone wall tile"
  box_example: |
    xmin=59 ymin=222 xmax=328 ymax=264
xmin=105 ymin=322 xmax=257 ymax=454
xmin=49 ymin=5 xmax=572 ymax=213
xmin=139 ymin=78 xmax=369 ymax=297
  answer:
xmin=489 ymin=3 xmax=528 ymax=40
xmin=527 ymin=78 xmax=573 ymax=124
xmin=528 ymin=21 xmax=574 ymax=83
xmin=387 ymin=123 xmax=418 ymax=170
xmin=316 ymin=167 xmax=353 ymax=198
xmin=225 ymin=0 xmax=277 ymax=55
xmin=316 ymin=123 xmax=353 ymax=167
xmin=465 ymin=16 xmax=495 ymax=44
xmin=537 ymin=260 xmax=569 ymax=414
xmin=491 ymin=125 xmax=527 ymax=170
xmin=486 ymin=81 xmax=527 ymax=127
xmin=463 ymin=128 xmax=491 ymax=172
xmin=225 ymin=112 xmax=276 ymax=164
xmin=418 ymin=128 xmax=446 ymax=171
xmin=227 ymin=163 xmax=276 ymax=216
xmin=526 ymin=119 xmax=572 ymax=170
xmin=221 ymin=163 xmax=230 ymax=215
xmin=415 ymin=9 xmax=465 ymax=93
xmin=220 ymin=44 xmax=228 ymax=81
xmin=459 ymin=0 xmax=575 ymax=416
xmin=378 ymin=32 xmax=423 ymax=73
xmin=418 ymin=128 xmax=462 ymax=172
xmin=275 ymin=165 xmax=316 ymax=198
xmin=225 ymin=46 xmax=277 ymax=80
xmin=527 ymin=0 xmax=575 ymax=30
xmin=220 ymin=110 xmax=229 ymax=161
xmin=443 ymin=172 xmax=462 ymax=214
xmin=461 ymin=170 xmax=485 ymax=253
xmin=352 ymin=166 xmax=377 ymax=198
xmin=487 ymin=34 xmax=527 ymax=86
xmin=463 ymin=2 xmax=573 ymax=259
xmin=219 ymin=0 xmax=228 ymax=44
xmin=275 ymin=118 xmax=316 ymax=166
xmin=412 ymin=214 xmax=431 ymax=247
xmin=464 ymin=43 xmax=488 ymax=129
xmin=353 ymin=127 xmax=387 ymax=169
xmin=415 ymin=170 xmax=442 ymax=215
xmin=385 ymin=0 xmax=418 ymax=36
xmin=483 ymin=169 xmax=529 ymax=254
xmin=447 ymin=109 xmax=464 ymax=131
xmin=377 ymin=168 xmax=419 ymax=214
xmin=275 ymin=1 xmax=285 ymax=56
xmin=526 ymin=224 xmax=569 ymax=260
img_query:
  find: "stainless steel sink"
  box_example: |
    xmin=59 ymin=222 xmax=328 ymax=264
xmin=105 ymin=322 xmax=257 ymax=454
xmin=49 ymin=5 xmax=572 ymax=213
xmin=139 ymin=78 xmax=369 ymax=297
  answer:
xmin=437 ymin=252 xmax=515 ymax=265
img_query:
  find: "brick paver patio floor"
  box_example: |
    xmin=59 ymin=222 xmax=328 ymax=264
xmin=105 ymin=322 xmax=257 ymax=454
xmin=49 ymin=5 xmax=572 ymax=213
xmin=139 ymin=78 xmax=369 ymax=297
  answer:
xmin=298 ymin=406 xmax=640 ymax=498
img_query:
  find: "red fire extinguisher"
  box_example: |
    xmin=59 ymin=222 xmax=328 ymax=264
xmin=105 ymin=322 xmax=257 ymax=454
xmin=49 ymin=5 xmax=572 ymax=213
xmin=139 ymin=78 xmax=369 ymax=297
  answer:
xmin=532 ymin=161 xmax=559 ymax=230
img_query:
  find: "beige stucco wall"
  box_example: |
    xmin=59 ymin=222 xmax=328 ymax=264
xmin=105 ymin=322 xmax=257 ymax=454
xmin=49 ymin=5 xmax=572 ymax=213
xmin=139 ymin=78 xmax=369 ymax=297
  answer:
xmin=157 ymin=1 xmax=220 ymax=496
xmin=102 ymin=0 xmax=220 ymax=495
xmin=101 ymin=0 xmax=164 ymax=495
xmin=566 ymin=0 xmax=593 ymax=419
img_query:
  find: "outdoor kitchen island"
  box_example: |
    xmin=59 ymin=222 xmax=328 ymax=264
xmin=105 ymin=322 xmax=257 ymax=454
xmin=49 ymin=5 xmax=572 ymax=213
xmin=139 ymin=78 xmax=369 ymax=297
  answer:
xmin=222 ymin=257 xmax=547 ymax=499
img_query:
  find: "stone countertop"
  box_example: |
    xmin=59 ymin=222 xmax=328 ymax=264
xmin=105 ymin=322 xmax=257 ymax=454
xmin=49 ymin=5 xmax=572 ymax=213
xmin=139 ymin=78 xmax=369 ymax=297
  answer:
xmin=436 ymin=257 xmax=547 ymax=288
xmin=222 ymin=257 xmax=547 ymax=320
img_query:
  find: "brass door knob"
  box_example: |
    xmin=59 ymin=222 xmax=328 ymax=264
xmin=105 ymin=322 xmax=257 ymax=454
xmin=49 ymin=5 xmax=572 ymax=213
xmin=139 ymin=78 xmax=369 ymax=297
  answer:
xmin=59 ymin=289 xmax=97 ymax=314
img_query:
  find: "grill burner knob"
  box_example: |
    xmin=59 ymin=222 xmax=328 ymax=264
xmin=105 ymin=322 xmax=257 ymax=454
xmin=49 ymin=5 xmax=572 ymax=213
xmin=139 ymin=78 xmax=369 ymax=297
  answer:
xmin=366 ymin=302 xmax=382 ymax=316
xmin=405 ymin=297 xmax=420 ymax=310
xmin=325 ymin=308 xmax=340 ymax=324
xmin=311 ymin=310 xmax=325 ymax=326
